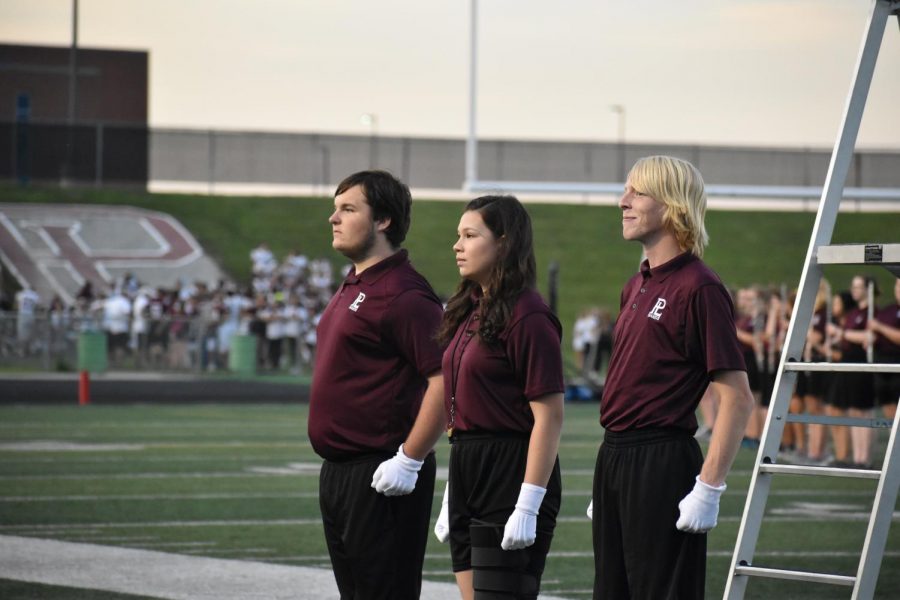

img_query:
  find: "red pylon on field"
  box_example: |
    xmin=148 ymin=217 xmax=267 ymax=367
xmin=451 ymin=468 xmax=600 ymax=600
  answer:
xmin=78 ymin=370 xmax=90 ymax=406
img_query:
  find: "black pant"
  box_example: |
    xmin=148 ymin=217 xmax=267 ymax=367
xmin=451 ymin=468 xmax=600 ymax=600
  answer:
xmin=319 ymin=452 xmax=436 ymax=600
xmin=592 ymin=428 xmax=706 ymax=600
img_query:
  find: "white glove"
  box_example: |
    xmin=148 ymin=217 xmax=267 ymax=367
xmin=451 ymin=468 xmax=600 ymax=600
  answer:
xmin=501 ymin=483 xmax=546 ymax=550
xmin=586 ymin=499 xmax=593 ymax=520
xmin=371 ymin=444 xmax=423 ymax=496
xmin=676 ymin=475 xmax=726 ymax=533
xmin=434 ymin=483 xmax=450 ymax=543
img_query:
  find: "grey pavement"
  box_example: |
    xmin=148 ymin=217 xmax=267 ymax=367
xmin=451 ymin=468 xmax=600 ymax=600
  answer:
xmin=0 ymin=535 xmax=571 ymax=599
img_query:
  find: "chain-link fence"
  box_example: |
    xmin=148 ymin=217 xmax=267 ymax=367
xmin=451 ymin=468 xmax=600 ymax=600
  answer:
xmin=0 ymin=312 xmax=314 ymax=375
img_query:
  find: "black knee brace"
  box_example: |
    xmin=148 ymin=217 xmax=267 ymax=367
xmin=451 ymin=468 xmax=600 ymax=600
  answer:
xmin=470 ymin=522 xmax=539 ymax=600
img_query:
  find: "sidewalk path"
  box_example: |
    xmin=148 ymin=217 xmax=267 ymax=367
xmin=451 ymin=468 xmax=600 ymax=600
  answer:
xmin=0 ymin=535 xmax=570 ymax=599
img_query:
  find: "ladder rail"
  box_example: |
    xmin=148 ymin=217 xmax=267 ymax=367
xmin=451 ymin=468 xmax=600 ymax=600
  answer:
xmin=734 ymin=566 xmax=856 ymax=587
xmin=784 ymin=362 xmax=900 ymax=373
xmin=785 ymin=413 xmax=893 ymax=429
xmin=852 ymin=406 xmax=900 ymax=599
xmin=724 ymin=2 xmax=897 ymax=597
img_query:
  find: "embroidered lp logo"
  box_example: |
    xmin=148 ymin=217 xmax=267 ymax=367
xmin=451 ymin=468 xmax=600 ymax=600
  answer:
xmin=349 ymin=292 xmax=366 ymax=312
xmin=648 ymin=297 xmax=667 ymax=321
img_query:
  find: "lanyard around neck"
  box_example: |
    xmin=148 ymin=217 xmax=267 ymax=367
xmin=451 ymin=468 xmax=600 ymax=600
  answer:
xmin=447 ymin=307 xmax=479 ymax=437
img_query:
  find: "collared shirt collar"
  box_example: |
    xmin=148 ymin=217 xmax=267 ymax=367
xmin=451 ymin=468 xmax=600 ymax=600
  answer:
xmin=345 ymin=249 xmax=408 ymax=285
xmin=640 ymin=251 xmax=697 ymax=283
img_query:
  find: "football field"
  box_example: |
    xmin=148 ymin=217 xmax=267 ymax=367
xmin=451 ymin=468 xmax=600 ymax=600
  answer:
xmin=0 ymin=402 xmax=898 ymax=599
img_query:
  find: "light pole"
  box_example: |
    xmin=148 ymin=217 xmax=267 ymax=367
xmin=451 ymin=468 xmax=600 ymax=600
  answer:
xmin=610 ymin=104 xmax=626 ymax=182
xmin=360 ymin=113 xmax=378 ymax=168
xmin=63 ymin=0 xmax=79 ymax=185
xmin=465 ymin=0 xmax=478 ymax=190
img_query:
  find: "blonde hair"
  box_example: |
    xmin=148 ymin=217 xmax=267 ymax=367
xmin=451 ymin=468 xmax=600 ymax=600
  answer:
xmin=814 ymin=278 xmax=830 ymax=312
xmin=627 ymin=155 xmax=709 ymax=257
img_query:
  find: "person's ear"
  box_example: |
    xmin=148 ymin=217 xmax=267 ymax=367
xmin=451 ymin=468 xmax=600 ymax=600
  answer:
xmin=375 ymin=217 xmax=391 ymax=233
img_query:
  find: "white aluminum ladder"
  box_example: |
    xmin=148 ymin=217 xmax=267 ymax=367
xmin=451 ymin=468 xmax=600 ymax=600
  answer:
xmin=724 ymin=1 xmax=900 ymax=598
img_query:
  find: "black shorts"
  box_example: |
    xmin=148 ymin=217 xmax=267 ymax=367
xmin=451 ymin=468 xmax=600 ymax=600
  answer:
xmin=593 ymin=427 xmax=706 ymax=600
xmin=319 ymin=452 xmax=436 ymax=600
xmin=760 ymin=360 xmax=777 ymax=407
xmin=826 ymin=370 xmax=875 ymax=410
xmin=874 ymin=353 xmax=900 ymax=407
xmin=447 ymin=432 xmax=561 ymax=579
xmin=804 ymin=370 xmax=830 ymax=398
xmin=743 ymin=349 xmax=761 ymax=393
xmin=874 ymin=373 xmax=900 ymax=406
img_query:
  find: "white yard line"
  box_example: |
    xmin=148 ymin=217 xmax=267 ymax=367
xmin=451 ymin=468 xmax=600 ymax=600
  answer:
xmin=0 ymin=519 xmax=323 ymax=531
xmin=0 ymin=535 xmax=570 ymax=600
xmin=0 ymin=493 xmax=322 ymax=501
xmin=547 ymin=550 xmax=900 ymax=559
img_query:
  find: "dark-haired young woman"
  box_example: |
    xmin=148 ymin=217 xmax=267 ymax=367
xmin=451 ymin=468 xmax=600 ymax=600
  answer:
xmin=826 ymin=275 xmax=879 ymax=468
xmin=433 ymin=195 xmax=564 ymax=600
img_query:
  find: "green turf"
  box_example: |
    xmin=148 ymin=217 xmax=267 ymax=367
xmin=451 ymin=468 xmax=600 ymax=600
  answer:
xmin=1 ymin=403 xmax=898 ymax=599
xmin=2 ymin=184 xmax=897 ymax=366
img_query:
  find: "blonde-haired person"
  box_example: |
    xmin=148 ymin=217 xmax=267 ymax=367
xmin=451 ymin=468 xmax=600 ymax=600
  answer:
xmin=589 ymin=155 xmax=754 ymax=599
xmin=794 ymin=279 xmax=832 ymax=464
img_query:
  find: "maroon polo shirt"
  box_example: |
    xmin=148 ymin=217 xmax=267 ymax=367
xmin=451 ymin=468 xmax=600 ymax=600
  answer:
xmin=308 ymin=250 xmax=444 ymax=461
xmin=600 ymin=253 xmax=746 ymax=433
xmin=811 ymin=308 xmax=827 ymax=338
xmin=442 ymin=288 xmax=564 ymax=433
xmin=874 ymin=303 xmax=900 ymax=358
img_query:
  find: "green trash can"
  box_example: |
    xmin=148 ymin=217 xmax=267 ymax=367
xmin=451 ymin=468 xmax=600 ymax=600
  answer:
xmin=229 ymin=334 xmax=257 ymax=377
xmin=77 ymin=331 xmax=108 ymax=373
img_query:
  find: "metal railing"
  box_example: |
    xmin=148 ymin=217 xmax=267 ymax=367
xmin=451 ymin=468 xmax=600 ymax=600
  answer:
xmin=0 ymin=312 xmax=314 ymax=375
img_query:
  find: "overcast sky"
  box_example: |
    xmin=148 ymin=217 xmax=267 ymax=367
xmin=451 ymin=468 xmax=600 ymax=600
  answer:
xmin=2 ymin=0 xmax=899 ymax=149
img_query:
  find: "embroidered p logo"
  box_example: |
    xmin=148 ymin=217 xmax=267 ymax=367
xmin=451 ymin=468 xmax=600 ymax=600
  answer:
xmin=349 ymin=292 xmax=366 ymax=312
xmin=648 ymin=297 xmax=667 ymax=321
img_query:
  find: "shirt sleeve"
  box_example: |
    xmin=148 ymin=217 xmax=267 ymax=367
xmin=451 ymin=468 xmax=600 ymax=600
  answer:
xmin=505 ymin=311 xmax=565 ymax=401
xmin=686 ymin=283 xmax=747 ymax=375
xmin=382 ymin=288 xmax=445 ymax=377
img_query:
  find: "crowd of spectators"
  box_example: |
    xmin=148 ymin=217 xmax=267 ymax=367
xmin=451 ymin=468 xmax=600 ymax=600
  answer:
xmin=702 ymin=278 xmax=900 ymax=468
xmin=0 ymin=242 xmax=341 ymax=373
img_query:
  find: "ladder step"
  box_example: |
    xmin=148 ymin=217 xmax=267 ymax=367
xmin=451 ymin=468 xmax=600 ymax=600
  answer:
xmin=784 ymin=362 xmax=900 ymax=374
xmin=817 ymin=243 xmax=900 ymax=266
xmin=734 ymin=565 xmax=855 ymax=587
xmin=759 ymin=463 xmax=881 ymax=479
xmin=786 ymin=413 xmax=894 ymax=429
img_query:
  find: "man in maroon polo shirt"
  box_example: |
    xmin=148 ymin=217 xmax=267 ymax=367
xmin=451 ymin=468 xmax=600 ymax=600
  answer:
xmin=308 ymin=170 xmax=446 ymax=600
xmin=590 ymin=156 xmax=754 ymax=599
